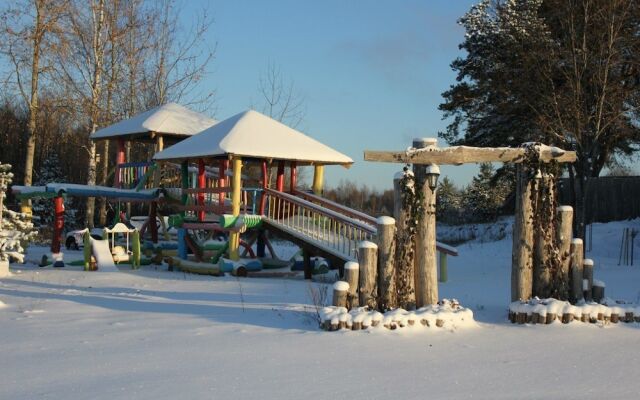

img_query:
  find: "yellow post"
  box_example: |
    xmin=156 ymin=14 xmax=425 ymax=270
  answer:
xmin=229 ymin=156 xmax=243 ymax=260
xmin=312 ymin=164 xmax=324 ymax=195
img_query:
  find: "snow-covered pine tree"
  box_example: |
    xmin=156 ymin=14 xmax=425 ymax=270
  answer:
xmin=436 ymin=176 xmax=462 ymax=224
xmin=462 ymin=163 xmax=509 ymax=223
xmin=0 ymin=163 xmax=37 ymax=264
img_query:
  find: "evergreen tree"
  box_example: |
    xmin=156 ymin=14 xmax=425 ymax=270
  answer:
xmin=436 ymin=176 xmax=461 ymax=224
xmin=33 ymin=151 xmax=77 ymax=229
xmin=462 ymin=163 xmax=509 ymax=223
xmin=0 ymin=163 xmax=37 ymax=263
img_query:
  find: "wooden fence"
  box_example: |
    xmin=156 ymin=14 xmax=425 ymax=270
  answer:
xmin=557 ymin=177 xmax=640 ymax=223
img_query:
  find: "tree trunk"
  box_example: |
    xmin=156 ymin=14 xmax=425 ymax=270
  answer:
xmin=512 ymin=165 xmax=535 ymax=301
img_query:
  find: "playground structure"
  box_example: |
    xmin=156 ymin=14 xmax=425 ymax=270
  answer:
xmin=12 ymin=104 xmax=459 ymax=278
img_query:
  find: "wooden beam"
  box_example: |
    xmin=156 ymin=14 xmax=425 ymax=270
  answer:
xmin=364 ymin=145 xmax=576 ymax=165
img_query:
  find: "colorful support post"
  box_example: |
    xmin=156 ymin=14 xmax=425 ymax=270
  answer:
xmin=289 ymin=161 xmax=297 ymax=193
xmin=229 ymin=156 xmax=243 ymax=261
xmin=115 ymin=137 xmax=126 ymax=188
xmin=312 ymin=164 xmax=324 ymax=195
xmin=198 ymin=159 xmax=206 ymax=221
xmin=132 ymin=230 xmax=141 ymax=269
xmin=181 ymin=161 xmax=189 ymax=218
xmin=51 ymin=196 xmax=65 ymax=254
xmin=177 ymin=228 xmax=187 ymax=259
xmin=276 ymin=161 xmax=285 ymax=192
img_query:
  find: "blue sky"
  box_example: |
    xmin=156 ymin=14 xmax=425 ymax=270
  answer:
xmin=183 ymin=0 xmax=480 ymax=190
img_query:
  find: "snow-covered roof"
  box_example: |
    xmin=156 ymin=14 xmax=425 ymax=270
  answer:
xmin=91 ymin=103 xmax=217 ymax=140
xmin=153 ymin=109 xmax=353 ymax=166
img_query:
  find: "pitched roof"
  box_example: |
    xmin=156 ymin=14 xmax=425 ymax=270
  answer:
xmin=153 ymin=109 xmax=353 ymax=166
xmin=91 ymin=103 xmax=217 ymax=140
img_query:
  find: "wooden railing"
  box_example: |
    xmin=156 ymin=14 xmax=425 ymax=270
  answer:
xmin=116 ymin=161 xmax=154 ymax=189
xmin=176 ymin=187 xmax=262 ymax=217
xmin=263 ymin=188 xmax=376 ymax=260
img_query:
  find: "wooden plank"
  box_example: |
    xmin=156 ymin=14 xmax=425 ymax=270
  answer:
xmin=182 ymin=187 xmax=231 ymax=194
xmin=364 ymin=145 xmax=576 ymax=165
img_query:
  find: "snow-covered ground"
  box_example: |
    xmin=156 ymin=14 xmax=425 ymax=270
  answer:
xmin=1 ymin=220 xmax=639 ymax=400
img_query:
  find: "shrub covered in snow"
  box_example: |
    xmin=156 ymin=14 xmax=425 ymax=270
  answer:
xmin=0 ymin=163 xmax=37 ymax=263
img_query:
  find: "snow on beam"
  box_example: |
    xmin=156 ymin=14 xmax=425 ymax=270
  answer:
xmin=364 ymin=145 xmax=577 ymax=165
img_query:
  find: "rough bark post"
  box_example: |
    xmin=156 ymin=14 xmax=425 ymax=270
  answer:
xmin=511 ymin=165 xmax=535 ymax=301
xmin=358 ymin=241 xmax=378 ymax=309
xmin=413 ymin=138 xmax=439 ymax=307
xmin=533 ymin=174 xmax=553 ymax=298
xmin=570 ymin=238 xmax=584 ymax=303
xmin=332 ymin=281 xmax=349 ymax=308
xmin=344 ymin=261 xmax=359 ymax=309
xmin=376 ymin=216 xmax=396 ymax=311
xmin=583 ymin=258 xmax=594 ymax=302
xmin=556 ymin=206 xmax=573 ymax=299
xmin=393 ymin=170 xmax=415 ymax=309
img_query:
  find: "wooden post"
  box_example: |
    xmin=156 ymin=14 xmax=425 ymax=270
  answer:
xmin=533 ymin=173 xmax=553 ymax=298
xmin=556 ymin=206 xmax=573 ymax=298
xmin=583 ymin=258 xmax=594 ymax=302
xmin=289 ymin=161 xmax=297 ymax=193
xmin=198 ymin=159 xmax=206 ymax=221
xmin=413 ymin=138 xmax=439 ymax=307
xmin=511 ymin=165 xmax=535 ymax=301
xmin=358 ymin=241 xmax=378 ymax=309
xmin=570 ymin=238 xmax=584 ymax=303
xmin=276 ymin=160 xmax=285 ymax=192
xmin=332 ymin=281 xmax=349 ymax=308
xmin=344 ymin=261 xmax=359 ymax=309
xmin=229 ymin=156 xmax=243 ymax=261
xmin=312 ymin=164 xmax=324 ymax=195
xmin=180 ymin=161 xmax=189 ymax=218
xmin=153 ymin=134 xmax=163 ymax=188
xmin=592 ymin=281 xmax=605 ymax=303
xmin=219 ymin=159 xmax=228 ymax=209
xmin=51 ymin=196 xmax=64 ymax=254
xmin=376 ymin=216 xmax=396 ymax=311
xmin=258 ymin=160 xmax=267 ymax=215
xmin=393 ymin=170 xmax=416 ymax=309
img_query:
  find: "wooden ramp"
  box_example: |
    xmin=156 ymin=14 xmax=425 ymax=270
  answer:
xmin=261 ymin=189 xmax=458 ymax=266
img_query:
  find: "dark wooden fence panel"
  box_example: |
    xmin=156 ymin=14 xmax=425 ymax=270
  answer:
xmin=557 ymin=177 xmax=640 ymax=223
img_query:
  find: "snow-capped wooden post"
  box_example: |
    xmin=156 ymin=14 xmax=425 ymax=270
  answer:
xmin=376 ymin=216 xmax=396 ymax=310
xmin=570 ymin=238 xmax=584 ymax=303
xmin=51 ymin=196 xmax=65 ymax=254
xmin=358 ymin=241 xmax=378 ymax=309
xmin=583 ymin=258 xmax=594 ymax=302
xmin=556 ymin=206 xmax=573 ymax=293
xmin=344 ymin=261 xmax=359 ymax=309
xmin=229 ymin=156 xmax=243 ymax=261
xmin=512 ymin=165 xmax=535 ymax=301
xmin=312 ymin=164 xmax=324 ymax=195
xmin=412 ymin=138 xmax=439 ymax=307
xmin=332 ymin=281 xmax=349 ymax=308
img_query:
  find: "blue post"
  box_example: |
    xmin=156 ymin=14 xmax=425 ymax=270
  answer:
xmin=177 ymin=228 xmax=187 ymax=259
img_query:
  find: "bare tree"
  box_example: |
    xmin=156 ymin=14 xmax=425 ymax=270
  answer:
xmin=0 ymin=0 xmax=67 ymax=213
xmin=257 ymin=62 xmax=305 ymax=129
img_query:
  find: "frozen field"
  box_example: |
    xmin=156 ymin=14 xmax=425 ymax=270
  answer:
xmin=1 ymin=220 xmax=639 ymax=400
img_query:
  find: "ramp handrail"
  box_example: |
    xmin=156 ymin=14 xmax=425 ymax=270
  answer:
xmin=264 ymin=188 xmax=375 ymax=260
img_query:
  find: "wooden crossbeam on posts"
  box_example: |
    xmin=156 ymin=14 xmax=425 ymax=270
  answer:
xmin=364 ymin=145 xmax=576 ymax=165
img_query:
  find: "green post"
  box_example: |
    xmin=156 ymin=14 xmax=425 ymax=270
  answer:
xmin=83 ymin=230 xmax=92 ymax=271
xmin=132 ymin=230 xmax=141 ymax=269
xmin=439 ymin=252 xmax=448 ymax=283
xmin=181 ymin=161 xmax=189 ymax=218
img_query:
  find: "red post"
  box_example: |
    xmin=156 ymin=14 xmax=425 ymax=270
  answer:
xmin=115 ymin=138 xmax=126 ymax=188
xmin=218 ymin=159 xmax=228 ymax=211
xmin=276 ymin=160 xmax=285 ymax=192
xmin=198 ymin=159 xmax=206 ymax=221
xmin=289 ymin=161 xmax=297 ymax=193
xmin=51 ymin=196 xmax=64 ymax=254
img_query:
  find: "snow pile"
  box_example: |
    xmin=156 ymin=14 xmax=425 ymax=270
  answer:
xmin=509 ymin=298 xmax=640 ymax=324
xmin=320 ymin=299 xmax=475 ymax=331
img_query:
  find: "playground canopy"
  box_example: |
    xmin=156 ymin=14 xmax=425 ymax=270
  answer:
xmin=152 ymin=109 xmax=354 ymax=166
xmin=90 ymin=102 xmax=217 ymax=142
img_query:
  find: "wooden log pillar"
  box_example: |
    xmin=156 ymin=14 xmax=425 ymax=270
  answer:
xmin=358 ymin=241 xmax=378 ymax=309
xmin=51 ymin=196 xmax=65 ymax=254
xmin=533 ymin=173 xmax=553 ymax=298
xmin=583 ymin=258 xmax=594 ymax=302
xmin=197 ymin=159 xmax=206 ymax=221
xmin=229 ymin=156 xmax=243 ymax=261
xmin=276 ymin=160 xmax=285 ymax=192
xmin=511 ymin=165 xmax=535 ymax=301
xmin=376 ymin=216 xmax=396 ymax=311
xmin=312 ymin=164 xmax=324 ymax=195
xmin=344 ymin=261 xmax=359 ymax=309
xmin=570 ymin=238 xmax=584 ymax=303
xmin=413 ymin=138 xmax=439 ymax=307
xmin=556 ymin=206 xmax=573 ymax=298
xmin=289 ymin=161 xmax=297 ymax=193
xmin=219 ymin=159 xmax=228 ymax=210
xmin=393 ymin=170 xmax=416 ymax=309
xmin=332 ymin=281 xmax=349 ymax=308
xmin=115 ymin=137 xmax=126 ymax=188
